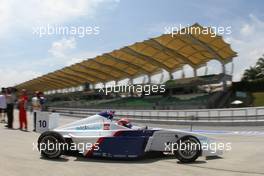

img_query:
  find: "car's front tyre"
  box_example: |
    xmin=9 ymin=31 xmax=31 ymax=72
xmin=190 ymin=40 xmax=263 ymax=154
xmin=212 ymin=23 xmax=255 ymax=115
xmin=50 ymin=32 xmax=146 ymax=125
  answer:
xmin=38 ymin=131 xmax=66 ymax=159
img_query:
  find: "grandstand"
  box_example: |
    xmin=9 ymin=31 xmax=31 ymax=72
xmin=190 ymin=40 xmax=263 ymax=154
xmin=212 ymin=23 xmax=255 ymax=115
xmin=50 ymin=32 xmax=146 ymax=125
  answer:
xmin=41 ymin=73 xmax=233 ymax=110
xmin=47 ymin=95 xmax=210 ymax=109
xmin=14 ymin=23 xmax=237 ymax=110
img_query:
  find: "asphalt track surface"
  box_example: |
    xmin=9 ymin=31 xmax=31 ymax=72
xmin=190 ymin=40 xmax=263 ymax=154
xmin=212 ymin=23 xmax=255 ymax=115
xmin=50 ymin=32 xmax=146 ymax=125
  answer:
xmin=1 ymin=111 xmax=264 ymax=176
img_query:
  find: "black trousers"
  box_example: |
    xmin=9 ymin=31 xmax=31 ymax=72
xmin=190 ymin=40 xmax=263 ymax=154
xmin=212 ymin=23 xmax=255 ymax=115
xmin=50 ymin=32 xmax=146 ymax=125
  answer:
xmin=33 ymin=111 xmax=37 ymax=130
xmin=7 ymin=104 xmax=14 ymax=128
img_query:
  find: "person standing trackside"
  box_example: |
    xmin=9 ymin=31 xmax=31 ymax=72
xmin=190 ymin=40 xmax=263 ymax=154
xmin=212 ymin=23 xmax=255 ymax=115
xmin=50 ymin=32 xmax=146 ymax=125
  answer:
xmin=5 ymin=88 xmax=16 ymax=129
xmin=32 ymin=91 xmax=41 ymax=132
xmin=39 ymin=92 xmax=46 ymax=111
xmin=18 ymin=89 xmax=28 ymax=131
xmin=0 ymin=88 xmax=7 ymax=123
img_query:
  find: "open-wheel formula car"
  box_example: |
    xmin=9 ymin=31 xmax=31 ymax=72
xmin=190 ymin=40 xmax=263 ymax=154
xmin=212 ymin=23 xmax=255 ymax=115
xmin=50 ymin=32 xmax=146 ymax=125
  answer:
xmin=37 ymin=111 xmax=223 ymax=163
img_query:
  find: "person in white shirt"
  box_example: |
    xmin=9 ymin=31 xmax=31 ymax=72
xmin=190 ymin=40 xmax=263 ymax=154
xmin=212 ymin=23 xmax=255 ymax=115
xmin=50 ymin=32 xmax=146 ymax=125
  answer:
xmin=32 ymin=91 xmax=41 ymax=131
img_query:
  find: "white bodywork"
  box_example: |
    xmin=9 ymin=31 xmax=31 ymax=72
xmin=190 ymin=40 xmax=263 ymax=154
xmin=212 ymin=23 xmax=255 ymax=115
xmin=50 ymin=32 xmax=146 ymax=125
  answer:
xmin=49 ymin=114 xmax=223 ymax=157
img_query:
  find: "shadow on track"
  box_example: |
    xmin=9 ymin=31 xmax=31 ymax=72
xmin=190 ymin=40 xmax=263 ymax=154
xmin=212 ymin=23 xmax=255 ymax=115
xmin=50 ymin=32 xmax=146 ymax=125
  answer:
xmin=40 ymin=152 xmax=211 ymax=165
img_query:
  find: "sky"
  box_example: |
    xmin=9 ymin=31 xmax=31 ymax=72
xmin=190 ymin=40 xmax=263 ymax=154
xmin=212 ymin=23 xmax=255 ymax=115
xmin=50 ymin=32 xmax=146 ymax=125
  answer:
xmin=0 ymin=0 xmax=264 ymax=87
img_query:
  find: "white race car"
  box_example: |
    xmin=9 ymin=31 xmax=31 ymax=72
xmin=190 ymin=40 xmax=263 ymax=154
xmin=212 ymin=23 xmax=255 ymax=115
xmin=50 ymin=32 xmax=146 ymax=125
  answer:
xmin=37 ymin=111 xmax=223 ymax=163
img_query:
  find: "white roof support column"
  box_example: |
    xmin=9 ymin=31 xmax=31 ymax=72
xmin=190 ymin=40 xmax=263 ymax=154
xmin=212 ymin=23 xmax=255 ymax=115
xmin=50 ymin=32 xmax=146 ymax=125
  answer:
xmin=160 ymin=72 xmax=165 ymax=83
xmin=169 ymin=72 xmax=173 ymax=80
xmin=90 ymin=84 xmax=94 ymax=90
xmin=221 ymin=62 xmax=227 ymax=90
xmin=231 ymin=62 xmax=234 ymax=75
xmin=222 ymin=62 xmax=226 ymax=74
xmin=181 ymin=66 xmax=185 ymax=78
xmin=193 ymin=67 xmax=197 ymax=77
xmin=129 ymin=78 xmax=134 ymax=85
xmin=147 ymin=75 xmax=152 ymax=84
xmin=204 ymin=63 xmax=208 ymax=75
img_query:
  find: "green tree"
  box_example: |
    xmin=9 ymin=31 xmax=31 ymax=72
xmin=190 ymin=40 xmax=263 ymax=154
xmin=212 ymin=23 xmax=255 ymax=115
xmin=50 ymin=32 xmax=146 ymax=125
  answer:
xmin=242 ymin=55 xmax=264 ymax=81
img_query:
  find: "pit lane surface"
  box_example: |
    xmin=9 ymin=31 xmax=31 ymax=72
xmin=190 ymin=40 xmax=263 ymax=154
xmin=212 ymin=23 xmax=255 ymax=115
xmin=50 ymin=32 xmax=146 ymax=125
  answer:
xmin=0 ymin=112 xmax=264 ymax=176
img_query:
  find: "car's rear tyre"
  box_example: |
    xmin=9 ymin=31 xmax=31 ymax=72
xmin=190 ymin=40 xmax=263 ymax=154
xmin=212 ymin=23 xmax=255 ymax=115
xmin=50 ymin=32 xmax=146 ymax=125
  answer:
xmin=38 ymin=131 xmax=66 ymax=159
xmin=175 ymin=136 xmax=201 ymax=163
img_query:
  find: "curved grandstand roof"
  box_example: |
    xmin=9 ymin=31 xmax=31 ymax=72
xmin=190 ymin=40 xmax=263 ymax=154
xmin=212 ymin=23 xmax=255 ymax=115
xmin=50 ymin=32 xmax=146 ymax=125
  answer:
xmin=15 ymin=23 xmax=237 ymax=92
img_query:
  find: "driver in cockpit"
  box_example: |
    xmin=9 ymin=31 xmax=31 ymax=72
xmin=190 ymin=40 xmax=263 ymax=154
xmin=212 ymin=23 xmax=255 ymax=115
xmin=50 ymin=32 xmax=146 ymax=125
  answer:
xmin=117 ymin=118 xmax=132 ymax=129
xmin=99 ymin=111 xmax=134 ymax=129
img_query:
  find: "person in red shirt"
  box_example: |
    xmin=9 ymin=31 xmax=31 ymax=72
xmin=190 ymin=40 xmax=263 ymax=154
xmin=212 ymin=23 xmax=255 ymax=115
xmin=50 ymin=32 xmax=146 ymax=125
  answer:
xmin=18 ymin=89 xmax=28 ymax=131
